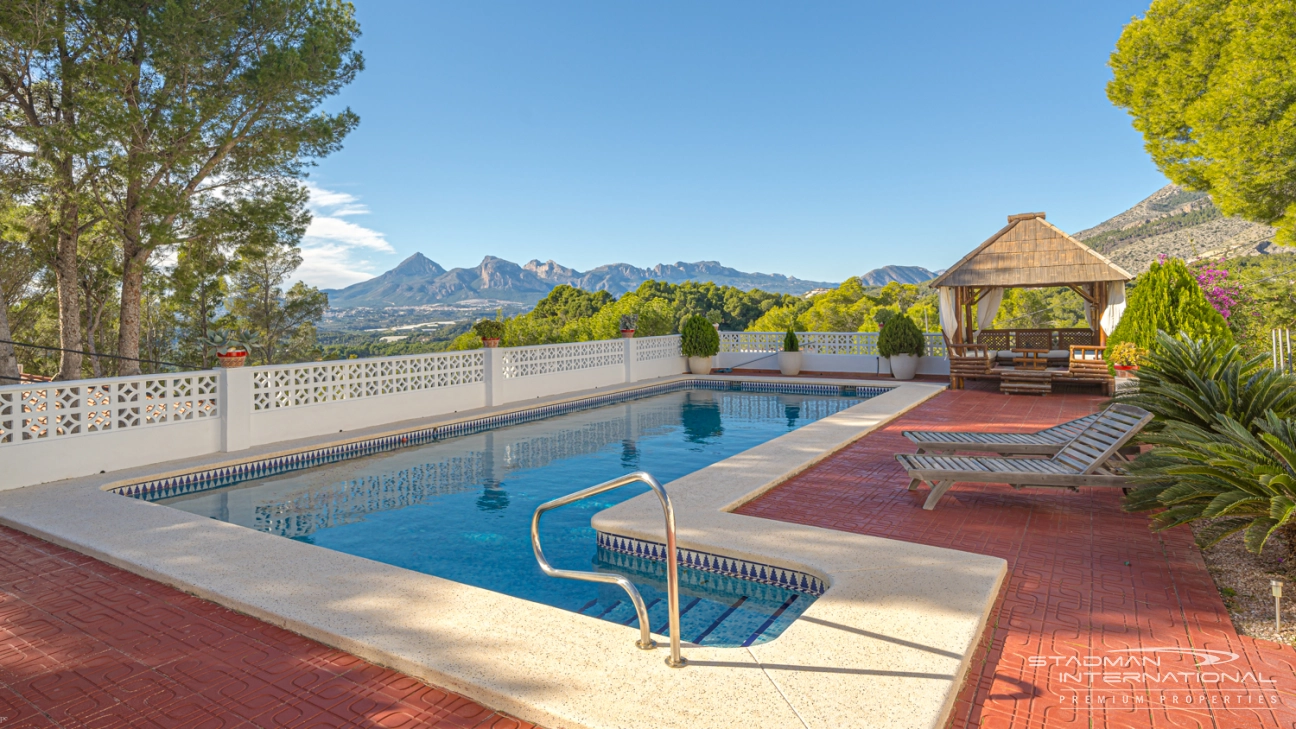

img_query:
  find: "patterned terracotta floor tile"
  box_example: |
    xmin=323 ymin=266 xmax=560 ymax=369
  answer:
xmin=737 ymin=388 xmax=1296 ymax=729
xmin=0 ymin=525 xmax=538 ymax=728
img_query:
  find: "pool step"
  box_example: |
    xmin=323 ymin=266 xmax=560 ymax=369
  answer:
xmin=577 ymin=592 xmax=802 ymax=647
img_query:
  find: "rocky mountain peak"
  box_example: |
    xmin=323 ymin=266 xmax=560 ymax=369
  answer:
xmin=392 ymin=252 xmax=446 ymax=276
xmin=523 ymin=259 xmax=581 ymax=282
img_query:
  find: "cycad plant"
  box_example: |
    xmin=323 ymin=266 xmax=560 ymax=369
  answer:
xmin=1116 ymin=331 xmax=1296 ymax=432
xmin=1125 ymin=412 xmax=1296 ymax=555
xmin=1121 ymin=331 xmax=1296 ymax=556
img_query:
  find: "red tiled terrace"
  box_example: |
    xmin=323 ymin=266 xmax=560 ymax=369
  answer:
xmin=2 ymin=389 xmax=1295 ymax=727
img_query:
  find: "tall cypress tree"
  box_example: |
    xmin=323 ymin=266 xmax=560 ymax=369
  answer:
xmin=1106 ymin=258 xmax=1232 ymax=356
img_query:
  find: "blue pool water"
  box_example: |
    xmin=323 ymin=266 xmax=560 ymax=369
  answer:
xmin=160 ymin=386 xmax=869 ymax=646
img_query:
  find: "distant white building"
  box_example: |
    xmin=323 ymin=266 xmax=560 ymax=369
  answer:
xmin=802 ymin=288 xmax=833 ymax=299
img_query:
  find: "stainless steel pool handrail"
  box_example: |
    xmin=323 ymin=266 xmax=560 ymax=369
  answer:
xmin=530 ymin=471 xmax=686 ymax=668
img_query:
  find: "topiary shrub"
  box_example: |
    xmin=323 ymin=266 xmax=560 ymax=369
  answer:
xmin=472 ymin=319 xmax=505 ymax=340
xmin=877 ymin=316 xmax=925 ymax=357
xmin=782 ymin=329 xmax=799 ymax=352
xmin=1105 ymin=258 xmax=1233 ymax=362
xmin=681 ymin=315 xmax=720 ymax=357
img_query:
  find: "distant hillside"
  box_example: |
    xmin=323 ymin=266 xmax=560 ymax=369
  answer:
xmin=1073 ymin=184 xmax=1284 ymax=273
xmin=324 ymin=254 xmax=837 ymax=308
xmin=859 ymin=265 xmax=936 ymax=286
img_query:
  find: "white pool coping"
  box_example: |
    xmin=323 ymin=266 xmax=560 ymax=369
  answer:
xmin=0 ymin=375 xmax=1006 ymax=729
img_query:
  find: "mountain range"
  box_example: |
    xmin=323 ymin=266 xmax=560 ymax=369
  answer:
xmin=324 ymin=256 xmax=935 ymax=308
xmin=324 ymin=182 xmax=1286 ymax=310
xmin=1073 ymin=184 xmax=1286 ymax=273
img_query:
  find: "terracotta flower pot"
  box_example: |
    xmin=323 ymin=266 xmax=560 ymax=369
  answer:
xmin=620 ymin=329 xmax=636 ymax=338
xmin=1114 ymin=364 xmax=1139 ymax=379
xmin=216 ymin=351 xmax=248 ymax=368
xmin=482 ymin=338 xmax=501 ymax=348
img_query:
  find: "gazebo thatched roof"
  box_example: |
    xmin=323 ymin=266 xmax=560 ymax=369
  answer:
xmin=931 ymin=212 xmax=1132 ymax=289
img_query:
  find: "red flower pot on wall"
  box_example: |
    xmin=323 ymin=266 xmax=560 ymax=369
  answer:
xmin=216 ymin=350 xmax=248 ymax=368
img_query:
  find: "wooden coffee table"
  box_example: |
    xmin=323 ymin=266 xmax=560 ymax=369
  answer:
xmin=1001 ymin=348 xmax=1053 ymax=395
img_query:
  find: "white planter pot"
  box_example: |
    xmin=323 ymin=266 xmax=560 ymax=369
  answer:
xmin=777 ymin=351 xmax=802 ymax=376
xmin=889 ymin=354 xmax=919 ymax=381
xmin=687 ymin=356 xmax=713 ymax=375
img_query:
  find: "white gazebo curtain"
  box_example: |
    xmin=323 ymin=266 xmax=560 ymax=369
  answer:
xmin=938 ymin=288 xmax=958 ymax=338
xmin=976 ymin=287 xmax=1004 ymax=332
xmin=1082 ymin=281 xmax=1127 ymax=335
xmin=937 ymin=287 xmax=1005 ymax=340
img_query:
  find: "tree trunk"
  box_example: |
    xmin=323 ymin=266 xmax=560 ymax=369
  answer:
xmin=84 ymin=304 xmax=103 ymax=379
xmin=53 ymin=189 xmax=82 ymax=381
xmin=116 ymin=245 xmax=145 ymax=376
xmin=0 ymin=285 xmax=19 ymax=383
xmin=115 ymin=185 xmax=146 ymax=376
xmin=53 ymin=23 xmax=82 ymax=382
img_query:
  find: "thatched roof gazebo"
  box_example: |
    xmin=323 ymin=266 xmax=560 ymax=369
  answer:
xmin=932 ymin=212 xmax=1133 ymax=393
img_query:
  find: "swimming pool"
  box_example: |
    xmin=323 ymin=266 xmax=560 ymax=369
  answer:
xmin=153 ymin=382 xmax=877 ymax=646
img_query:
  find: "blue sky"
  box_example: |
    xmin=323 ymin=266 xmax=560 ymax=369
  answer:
xmin=298 ymin=1 xmax=1166 ymax=289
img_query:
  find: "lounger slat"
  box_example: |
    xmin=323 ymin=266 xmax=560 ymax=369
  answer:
xmin=1054 ymin=452 xmax=1091 ymax=471
xmin=902 ymin=411 xmax=1109 ymax=456
xmin=1088 ymin=422 xmax=1127 ymax=440
xmin=1066 ymin=437 xmax=1106 ymax=455
xmin=1076 ymin=434 xmax=1120 ymax=456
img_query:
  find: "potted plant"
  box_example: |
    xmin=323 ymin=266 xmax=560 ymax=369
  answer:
xmin=680 ymin=315 xmax=720 ymax=374
xmin=1108 ymin=341 xmax=1146 ymax=378
xmin=619 ymin=313 xmax=638 ymax=338
xmin=203 ymin=331 xmax=253 ymax=368
xmin=473 ymin=319 xmax=505 ymax=347
xmin=779 ymin=329 xmax=802 ymax=376
xmin=877 ymin=316 xmax=925 ymax=380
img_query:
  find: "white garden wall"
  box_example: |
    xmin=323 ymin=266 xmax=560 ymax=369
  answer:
xmin=715 ymin=331 xmax=950 ymax=376
xmin=494 ymin=340 xmax=627 ymax=405
xmin=0 ymin=372 xmax=224 ymax=489
xmin=0 ymin=331 xmax=949 ymax=491
xmin=0 ymin=338 xmax=685 ymax=491
xmin=245 ymin=351 xmax=487 ymax=446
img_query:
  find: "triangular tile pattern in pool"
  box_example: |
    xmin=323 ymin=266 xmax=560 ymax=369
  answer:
xmin=595 ymin=532 xmax=826 ymax=597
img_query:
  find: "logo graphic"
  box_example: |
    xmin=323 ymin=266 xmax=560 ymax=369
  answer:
xmin=1026 ymin=646 xmax=1280 ymax=711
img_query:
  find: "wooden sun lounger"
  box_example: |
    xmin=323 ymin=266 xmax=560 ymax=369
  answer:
xmin=895 ymin=404 xmax=1153 ymax=510
xmin=903 ymin=412 xmax=1101 ymax=456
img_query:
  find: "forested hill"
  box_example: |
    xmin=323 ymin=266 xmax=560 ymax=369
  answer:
xmin=1073 ymin=184 xmax=1281 ymax=273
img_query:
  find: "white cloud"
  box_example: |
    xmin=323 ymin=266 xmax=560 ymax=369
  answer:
xmin=306 ymin=216 xmax=391 ymax=251
xmin=297 ymin=183 xmax=393 ymax=289
xmin=304 ymin=183 xmax=360 ymax=209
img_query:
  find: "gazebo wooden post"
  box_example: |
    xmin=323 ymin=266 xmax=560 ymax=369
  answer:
xmin=950 ymin=286 xmax=966 ymax=389
xmin=963 ymin=287 xmax=976 ymax=345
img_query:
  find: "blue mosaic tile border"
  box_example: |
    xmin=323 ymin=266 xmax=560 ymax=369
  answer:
xmin=735 ymin=381 xmax=889 ymax=398
xmin=595 ymin=532 xmax=827 ymax=596
xmin=112 ymin=427 xmax=441 ymax=500
xmin=111 ymin=377 xmax=886 ymax=502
